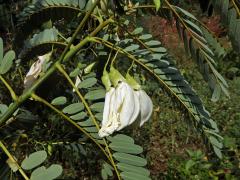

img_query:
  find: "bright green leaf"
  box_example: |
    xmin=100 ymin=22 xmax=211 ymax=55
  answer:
xmin=120 ymin=171 xmax=151 ymax=180
xmin=109 ymin=142 xmax=143 ymax=154
xmin=51 ymin=96 xmax=67 ymax=105
xmin=70 ymin=112 xmax=87 ymax=120
xmin=124 ymin=44 xmax=140 ymax=52
xmin=153 ymin=0 xmax=161 ymax=11
xmin=117 ymin=163 xmax=150 ymax=177
xmin=21 ymin=151 xmax=47 ymax=170
xmin=132 ymin=27 xmax=143 ymax=35
xmin=84 ymin=89 xmax=106 ymax=100
xmin=31 ymin=165 xmax=62 ymax=180
xmin=78 ymin=78 xmax=97 ymax=89
xmin=113 ymin=153 xmax=147 ymax=167
xmin=62 ymin=103 xmax=84 ymax=114
xmin=0 ymin=50 xmax=15 ymax=74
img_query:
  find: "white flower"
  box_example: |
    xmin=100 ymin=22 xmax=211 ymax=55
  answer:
xmin=98 ymin=82 xmax=140 ymax=137
xmin=24 ymin=55 xmax=46 ymax=89
xmin=24 ymin=52 xmax=52 ymax=89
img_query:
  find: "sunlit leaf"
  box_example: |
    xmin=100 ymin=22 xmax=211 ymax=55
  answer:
xmin=51 ymin=96 xmax=67 ymax=105
xmin=21 ymin=151 xmax=47 ymax=170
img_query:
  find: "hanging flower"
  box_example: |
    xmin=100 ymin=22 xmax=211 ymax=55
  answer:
xmin=98 ymin=81 xmax=140 ymax=137
xmin=98 ymin=67 xmax=140 ymax=137
xmin=98 ymin=67 xmax=153 ymax=137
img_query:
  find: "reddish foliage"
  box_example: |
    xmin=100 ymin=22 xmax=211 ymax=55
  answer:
xmin=201 ymin=15 xmax=227 ymax=37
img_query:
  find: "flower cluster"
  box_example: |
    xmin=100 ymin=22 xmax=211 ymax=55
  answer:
xmin=98 ymin=67 xmax=153 ymax=137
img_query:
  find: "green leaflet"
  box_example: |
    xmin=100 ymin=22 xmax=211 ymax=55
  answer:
xmin=113 ymin=153 xmax=147 ymax=167
xmin=84 ymin=89 xmax=106 ymax=100
xmin=117 ymin=163 xmax=150 ymax=177
xmin=21 ymin=151 xmax=47 ymax=170
xmin=109 ymin=142 xmax=143 ymax=154
xmin=124 ymin=44 xmax=140 ymax=52
xmin=70 ymin=112 xmax=87 ymax=120
xmin=0 ymin=50 xmax=15 ymax=75
xmin=101 ymin=162 xmax=113 ymax=179
xmin=121 ymin=171 xmax=151 ymax=180
xmin=19 ymin=27 xmax=66 ymax=60
xmin=132 ymin=27 xmax=143 ymax=35
xmin=90 ymin=102 xmax=104 ymax=112
xmin=78 ymin=119 xmax=95 ymax=127
xmin=139 ymin=34 xmax=153 ymax=40
xmin=62 ymin=103 xmax=84 ymax=114
xmin=78 ymin=77 xmax=97 ymax=89
xmin=0 ymin=104 xmax=8 ymax=116
xmin=30 ymin=165 xmax=62 ymax=180
xmin=145 ymin=40 xmax=161 ymax=46
xmin=108 ymin=134 xmax=135 ymax=144
xmin=51 ymin=96 xmax=67 ymax=105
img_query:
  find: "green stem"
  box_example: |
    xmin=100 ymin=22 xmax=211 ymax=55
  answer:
xmin=59 ymin=0 xmax=100 ymax=63
xmin=0 ymin=75 xmax=18 ymax=101
xmin=0 ymin=141 xmax=30 ymax=180
xmin=55 ymin=63 xmax=121 ymax=180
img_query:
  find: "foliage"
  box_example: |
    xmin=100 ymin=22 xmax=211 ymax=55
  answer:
xmin=0 ymin=0 xmax=237 ymax=179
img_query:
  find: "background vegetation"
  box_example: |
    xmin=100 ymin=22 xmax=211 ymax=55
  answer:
xmin=0 ymin=0 xmax=239 ymax=179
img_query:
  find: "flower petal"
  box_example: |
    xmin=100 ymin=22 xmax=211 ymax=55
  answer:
xmin=139 ymin=90 xmax=153 ymax=127
xmin=128 ymin=90 xmax=140 ymax=125
xmin=99 ymin=87 xmax=120 ymax=137
xmin=24 ymin=56 xmax=45 ymax=89
xmin=101 ymin=87 xmax=115 ymax=127
xmin=116 ymin=82 xmax=136 ymax=131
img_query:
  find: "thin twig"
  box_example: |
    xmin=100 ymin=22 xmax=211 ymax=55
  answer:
xmin=0 ymin=141 xmax=29 ymax=180
xmin=0 ymin=75 xmax=18 ymax=101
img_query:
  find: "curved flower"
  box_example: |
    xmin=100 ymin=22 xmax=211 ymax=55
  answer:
xmin=24 ymin=55 xmax=46 ymax=89
xmin=98 ymin=82 xmax=140 ymax=137
xmin=24 ymin=52 xmax=51 ymax=89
